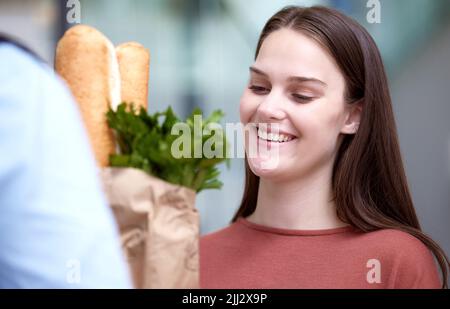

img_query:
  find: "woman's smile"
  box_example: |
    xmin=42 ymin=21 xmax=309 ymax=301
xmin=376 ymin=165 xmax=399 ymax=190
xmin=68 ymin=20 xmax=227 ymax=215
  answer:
xmin=256 ymin=124 xmax=298 ymax=151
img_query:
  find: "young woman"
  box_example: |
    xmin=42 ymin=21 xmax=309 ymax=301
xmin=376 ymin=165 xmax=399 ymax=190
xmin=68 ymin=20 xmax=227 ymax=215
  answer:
xmin=200 ymin=5 xmax=449 ymax=289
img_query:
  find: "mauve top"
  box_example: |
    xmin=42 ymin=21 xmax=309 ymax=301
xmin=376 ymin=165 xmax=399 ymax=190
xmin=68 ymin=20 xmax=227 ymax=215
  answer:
xmin=200 ymin=217 xmax=441 ymax=289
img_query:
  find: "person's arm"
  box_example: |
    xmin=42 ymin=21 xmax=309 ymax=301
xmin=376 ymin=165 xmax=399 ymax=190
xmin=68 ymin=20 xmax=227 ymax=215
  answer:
xmin=0 ymin=43 xmax=131 ymax=288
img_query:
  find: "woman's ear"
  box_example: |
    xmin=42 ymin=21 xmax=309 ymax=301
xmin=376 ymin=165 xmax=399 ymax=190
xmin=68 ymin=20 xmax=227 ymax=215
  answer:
xmin=341 ymin=102 xmax=362 ymax=135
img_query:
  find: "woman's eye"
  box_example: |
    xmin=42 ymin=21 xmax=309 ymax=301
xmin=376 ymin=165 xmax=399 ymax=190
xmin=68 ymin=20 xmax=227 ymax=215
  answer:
xmin=292 ymin=93 xmax=314 ymax=103
xmin=249 ymin=85 xmax=270 ymax=94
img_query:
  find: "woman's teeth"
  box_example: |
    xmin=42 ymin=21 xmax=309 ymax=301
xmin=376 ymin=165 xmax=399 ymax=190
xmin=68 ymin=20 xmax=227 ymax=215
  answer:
xmin=257 ymin=128 xmax=295 ymax=143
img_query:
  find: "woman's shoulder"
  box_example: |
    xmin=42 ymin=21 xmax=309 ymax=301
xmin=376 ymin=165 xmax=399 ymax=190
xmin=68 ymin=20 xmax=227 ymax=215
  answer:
xmin=358 ymin=228 xmax=433 ymax=255
xmin=356 ymin=228 xmax=442 ymax=288
xmin=200 ymin=221 xmax=241 ymax=245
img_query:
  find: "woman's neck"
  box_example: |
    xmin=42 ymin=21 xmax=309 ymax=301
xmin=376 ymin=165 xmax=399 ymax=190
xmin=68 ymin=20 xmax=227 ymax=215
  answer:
xmin=246 ymin=165 xmax=348 ymax=230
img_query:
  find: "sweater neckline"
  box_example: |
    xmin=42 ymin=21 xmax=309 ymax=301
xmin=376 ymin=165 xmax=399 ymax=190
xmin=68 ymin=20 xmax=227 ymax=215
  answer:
xmin=237 ymin=217 xmax=354 ymax=236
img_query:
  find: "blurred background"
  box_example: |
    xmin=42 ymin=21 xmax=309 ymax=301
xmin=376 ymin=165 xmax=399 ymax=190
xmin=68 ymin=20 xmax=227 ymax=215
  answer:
xmin=0 ymin=0 xmax=449 ymax=255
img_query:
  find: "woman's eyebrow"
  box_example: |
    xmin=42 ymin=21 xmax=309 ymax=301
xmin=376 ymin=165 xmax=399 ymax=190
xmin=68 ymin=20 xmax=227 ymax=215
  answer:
xmin=249 ymin=66 xmax=327 ymax=87
xmin=249 ymin=66 xmax=269 ymax=77
xmin=287 ymin=76 xmax=327 ymax=87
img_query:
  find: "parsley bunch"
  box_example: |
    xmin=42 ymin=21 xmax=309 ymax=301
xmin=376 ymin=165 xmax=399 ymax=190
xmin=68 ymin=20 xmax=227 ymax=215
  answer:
xmin=106 ymin=103 xmax=229 ymax=193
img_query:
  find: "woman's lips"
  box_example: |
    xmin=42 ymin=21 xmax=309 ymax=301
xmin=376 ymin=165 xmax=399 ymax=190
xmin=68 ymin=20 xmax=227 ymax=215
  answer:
xmin=257 ymin=135 xmax=298 ymax=147
xmin=256 ymin=124 xmax=297 ymax=141
xmin=245 ymin=123 xmax=298 ymax=154
xmin=256 ymin=127 xmax=298 ymax=151
xmin=255 ymin=123 xmax=298 ymax=139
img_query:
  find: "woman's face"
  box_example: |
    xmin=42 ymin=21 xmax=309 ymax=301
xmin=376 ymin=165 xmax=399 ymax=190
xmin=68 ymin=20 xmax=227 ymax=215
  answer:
xmin=240 ymin=28 xmax=360 ymax=182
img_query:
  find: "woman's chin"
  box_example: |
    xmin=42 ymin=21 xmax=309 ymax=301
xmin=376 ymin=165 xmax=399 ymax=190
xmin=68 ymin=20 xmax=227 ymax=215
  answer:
xmin=247 ymin=155 xmax=284 ymax=178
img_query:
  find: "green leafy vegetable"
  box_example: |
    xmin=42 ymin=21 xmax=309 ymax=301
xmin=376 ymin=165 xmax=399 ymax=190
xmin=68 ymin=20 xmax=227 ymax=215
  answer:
xmin=106 ymin=103 xmax=229 ymax=193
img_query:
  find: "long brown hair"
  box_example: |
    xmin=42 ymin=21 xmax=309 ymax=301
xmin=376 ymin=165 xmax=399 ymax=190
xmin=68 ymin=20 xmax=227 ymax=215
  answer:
xmin=231 ymin=5 xmax=449 ymax=288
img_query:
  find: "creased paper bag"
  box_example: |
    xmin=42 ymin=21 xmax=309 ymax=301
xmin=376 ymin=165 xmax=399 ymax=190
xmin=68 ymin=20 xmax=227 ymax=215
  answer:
xmin=100 ymin=167 xmax=199 ymax=289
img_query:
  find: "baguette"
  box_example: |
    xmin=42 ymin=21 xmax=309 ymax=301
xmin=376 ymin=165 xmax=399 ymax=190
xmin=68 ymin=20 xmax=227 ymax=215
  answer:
xmin=55 ymin=25 xmax=121 ymax=167
xmin=116 ymin=42 xmax=150 ymax=111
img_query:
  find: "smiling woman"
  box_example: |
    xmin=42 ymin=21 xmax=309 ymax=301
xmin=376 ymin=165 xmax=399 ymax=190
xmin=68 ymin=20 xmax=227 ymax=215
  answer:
xmin=200 ymin=5 xmax=449 ymax=289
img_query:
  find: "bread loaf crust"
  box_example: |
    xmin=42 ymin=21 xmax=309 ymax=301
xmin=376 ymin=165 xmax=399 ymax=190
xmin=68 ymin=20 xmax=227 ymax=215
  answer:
xmin=55 ymin=25 xmax=118 ymax=167
xmin=116 ymin=42 xmax=150 ymax=111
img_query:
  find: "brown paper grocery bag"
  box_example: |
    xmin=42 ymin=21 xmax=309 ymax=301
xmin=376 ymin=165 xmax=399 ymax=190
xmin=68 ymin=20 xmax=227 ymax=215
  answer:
xmin=100 ymin=167 xmax=199 ymax=289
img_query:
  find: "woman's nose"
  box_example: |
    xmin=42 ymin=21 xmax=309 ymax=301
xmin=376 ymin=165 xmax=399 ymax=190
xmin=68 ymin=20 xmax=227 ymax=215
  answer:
xmin=256 ymin=91 xmax=286 ymax=121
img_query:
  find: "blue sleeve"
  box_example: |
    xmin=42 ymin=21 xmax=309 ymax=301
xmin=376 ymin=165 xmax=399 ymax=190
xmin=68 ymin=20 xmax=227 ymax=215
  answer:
xmin=0 ymin=44 xmax=132 ymax=288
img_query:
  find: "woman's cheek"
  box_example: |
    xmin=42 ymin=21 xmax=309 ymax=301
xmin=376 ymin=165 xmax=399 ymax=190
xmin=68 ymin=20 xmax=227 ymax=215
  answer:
xmin=300 ymin=100 xmax=341 ymax=137
xmin=289 ymin=108 xmax=317 ymax=139
xmin=302 ymin=113 xmax=342 ymax=159
xmin=239 ymin=91 xmax=258 ymax=124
